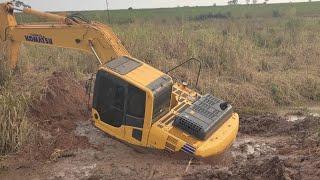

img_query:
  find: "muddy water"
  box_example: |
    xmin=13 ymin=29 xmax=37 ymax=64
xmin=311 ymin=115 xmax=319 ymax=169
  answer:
xmin=1 ymin=114 xmax=319 ymax=180
xmin=280 ymin=105 xmax=320 ymax=121
xmin=286 ymin=115 xmax=306 ymax=122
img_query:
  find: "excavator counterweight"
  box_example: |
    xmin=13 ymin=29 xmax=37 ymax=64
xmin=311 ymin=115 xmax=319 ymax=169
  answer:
xmin=0 ymin=1 xmax=239 ymax=158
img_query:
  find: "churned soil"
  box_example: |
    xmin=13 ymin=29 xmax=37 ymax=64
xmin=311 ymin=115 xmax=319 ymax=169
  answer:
xmin=184 ymin=115 xmax=320 ymax=180
xmin=1 ymin=71 xmax=320 ymax=180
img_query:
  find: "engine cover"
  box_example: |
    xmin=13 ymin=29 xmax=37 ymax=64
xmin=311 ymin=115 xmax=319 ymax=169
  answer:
xmin=173 ymin=94 xmax=233 ymax=140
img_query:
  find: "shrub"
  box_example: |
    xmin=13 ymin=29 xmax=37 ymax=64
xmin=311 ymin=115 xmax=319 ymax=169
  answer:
xmin=0 ymin=51 xmax=31 ymax=155
xmin=0 ymin=60 xmax=11 ymax=86
xmin=0 ymin=43 xmax=12 ymax=86
xmin=191 ymin=12 xmax=230 ymax=21
xmin=285 ymin=18 xmax=302 ymax=43
xmin=272 ymin=10 xmax=281 ymax=17
xmin=245 ymin=13 xmax=252 ymax=19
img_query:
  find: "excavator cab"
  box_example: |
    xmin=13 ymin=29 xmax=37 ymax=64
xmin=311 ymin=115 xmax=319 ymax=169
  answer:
xmin=93 ymin=69 xmax=147 ymax=141
xmin=93 ymin=68 xmax=146 ymax=139
xmin=91 ymin=56 xmax=174 ymax=146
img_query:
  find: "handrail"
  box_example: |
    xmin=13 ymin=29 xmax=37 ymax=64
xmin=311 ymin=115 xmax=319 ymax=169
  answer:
xmin=89 ymin=40 xmax=103 ymax=65
xmin=166 ymin=57 xmax=202 ymax=88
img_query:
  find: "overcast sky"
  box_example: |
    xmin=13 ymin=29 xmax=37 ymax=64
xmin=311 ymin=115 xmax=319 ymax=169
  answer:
xmin=0 ymin=0 xmax=313 ymax=11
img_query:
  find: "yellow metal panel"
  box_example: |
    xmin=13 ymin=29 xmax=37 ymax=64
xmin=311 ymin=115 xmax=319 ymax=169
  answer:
xmin=147 ymin=125 xmax=169 ymax=149
xmin=123 ymin=126 xmax=143 ymax=145
xmin=140 ymin=91 xmax=154 ymax=146
xmin=92 ymin=108 xmax=125 ymax=139
xmin=148 ymin=113 xmax=239 ymax=157
xmin=23 ymin=7 xmax=66 ymax=23
xmin=125 ymin=64 xmax=164 ymax=86
xmin=7 ymin=41 xmax=20 ymax=68
xmin=194 ymin=113 xmax=239 ymax=157
xmin=0 ymin=3 xmax=17 ymax=41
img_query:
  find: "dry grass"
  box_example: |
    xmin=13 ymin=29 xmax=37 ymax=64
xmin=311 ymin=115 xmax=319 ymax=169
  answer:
xmin=112 ymin=17 xmax=320 ymax=112
xmin=0 ymin=43 xmax=31 ymax=155
xmin=0 ymin=88 xmax=31 ymax=155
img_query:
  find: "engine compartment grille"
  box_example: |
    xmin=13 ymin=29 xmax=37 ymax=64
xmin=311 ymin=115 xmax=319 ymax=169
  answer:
xmin=173 ymin=94 xmax=233 ymax=140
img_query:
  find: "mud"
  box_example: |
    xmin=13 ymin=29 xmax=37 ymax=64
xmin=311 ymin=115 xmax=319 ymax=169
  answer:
xmin=185 ymin=115 xmax=320 ymax=180
xmin=3 ymin=71 xmax=91 ymax=167
xmin=239 ymin=113 xmax=292 ymax=135
xmin=1 ymin=71 xmax=320 ymax=180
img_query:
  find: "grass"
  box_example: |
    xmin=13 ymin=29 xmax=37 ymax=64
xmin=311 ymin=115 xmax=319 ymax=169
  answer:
xmin=0 ymin=44 xmax=31 ymax=155
xmin=0 ymin=87 xmax=30 ymax=155
xmin=1 ymin=2 xmax=320 ymax=155
xmin=16 ymin=1 xmax=320 ymax=24
xmin=12 ymin=2 xmax=320 ymax=111
xmin=111 ymin=17 xmax=320 ymax=111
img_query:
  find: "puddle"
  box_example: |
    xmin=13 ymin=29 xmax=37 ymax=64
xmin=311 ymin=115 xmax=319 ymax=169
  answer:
xmin=310 ymin=113 xmax=320 ymax=117
xmin=286 ymin=115 xmax=306 ymax=122
xmin=279 ymin=105 xmax=320 ymax=122
xmin=285 ymin=112 xmax=320 ymax=122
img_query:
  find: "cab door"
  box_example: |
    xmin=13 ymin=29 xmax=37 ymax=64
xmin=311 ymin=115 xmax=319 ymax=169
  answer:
xmin=92 ymin=70 xmax=126 ymax=139
xmin=123 ymin=84 xmax=146 ymax=145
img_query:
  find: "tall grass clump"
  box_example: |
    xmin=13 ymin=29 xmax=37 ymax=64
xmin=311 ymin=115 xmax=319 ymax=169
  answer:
xmin=19 ymin=44 xmax=98 ymax=79
xmin=0 ymin=53 xmax=31 ymax=155
xmin=272 ymin=10 xmax=281 ymax=17
xmin=0 ymin=89 xmax=31 ymax=155
xmin=0 ymin=44 xmax=12 ymax=86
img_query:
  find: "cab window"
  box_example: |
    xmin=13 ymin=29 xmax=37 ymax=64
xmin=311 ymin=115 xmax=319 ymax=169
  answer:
xmin=127 ymin=85 xmax=146 ymax=118
xmin=93 ymin=70 xmax=146 ymax=128
xmin=125 ymin=84 xmax=146 ymax=128
xmin=93 ymin=72 xmax=125 ymax=127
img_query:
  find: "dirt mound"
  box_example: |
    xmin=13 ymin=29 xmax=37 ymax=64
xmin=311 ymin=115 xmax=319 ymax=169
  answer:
xmin=240 ymin=113 xmax=320 ymax=139
xmin=183 ymin=156 xmax=289 ymax=180
xmin=239 ymin=113 xmax=292 ymax=135
xmin=17 ymin=71 xmax=90 ymax=163
xmin=290 ymin=116 xmax=320 ymax=136
xmin=232 ymin=156 xmax=289 ymax=180
xmin=287 ymin=116 xmax=320 ymax=156
xmin=29 ymin=71 xmax=88 ymax=128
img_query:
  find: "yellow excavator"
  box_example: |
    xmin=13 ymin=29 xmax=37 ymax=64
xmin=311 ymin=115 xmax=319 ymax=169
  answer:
xmin=0 ymin=1 xmax=239 ymax=158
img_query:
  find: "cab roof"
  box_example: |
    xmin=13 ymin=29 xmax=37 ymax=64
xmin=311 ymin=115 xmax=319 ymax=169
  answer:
xmin=104 ymin=56 xmax=167 ymax=87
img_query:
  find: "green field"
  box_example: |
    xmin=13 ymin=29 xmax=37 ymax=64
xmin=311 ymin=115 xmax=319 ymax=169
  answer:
xmin=17 ymin=1 xmax=320 ymax=24
xmin=84 ymin=1 xmax=320 ymax=23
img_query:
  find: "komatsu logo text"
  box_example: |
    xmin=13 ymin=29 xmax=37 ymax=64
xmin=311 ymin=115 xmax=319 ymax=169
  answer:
xmin=25 ymin=34 xmax=53 ymax=44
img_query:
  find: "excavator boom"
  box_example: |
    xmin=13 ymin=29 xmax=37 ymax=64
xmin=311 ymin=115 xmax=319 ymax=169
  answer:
xmin=0 ymin=2 xmax=129 ymax=68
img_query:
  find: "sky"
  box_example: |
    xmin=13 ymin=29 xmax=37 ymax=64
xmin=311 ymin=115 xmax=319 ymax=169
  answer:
xmin=0 ymin=0 xmax=313 ymax=11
